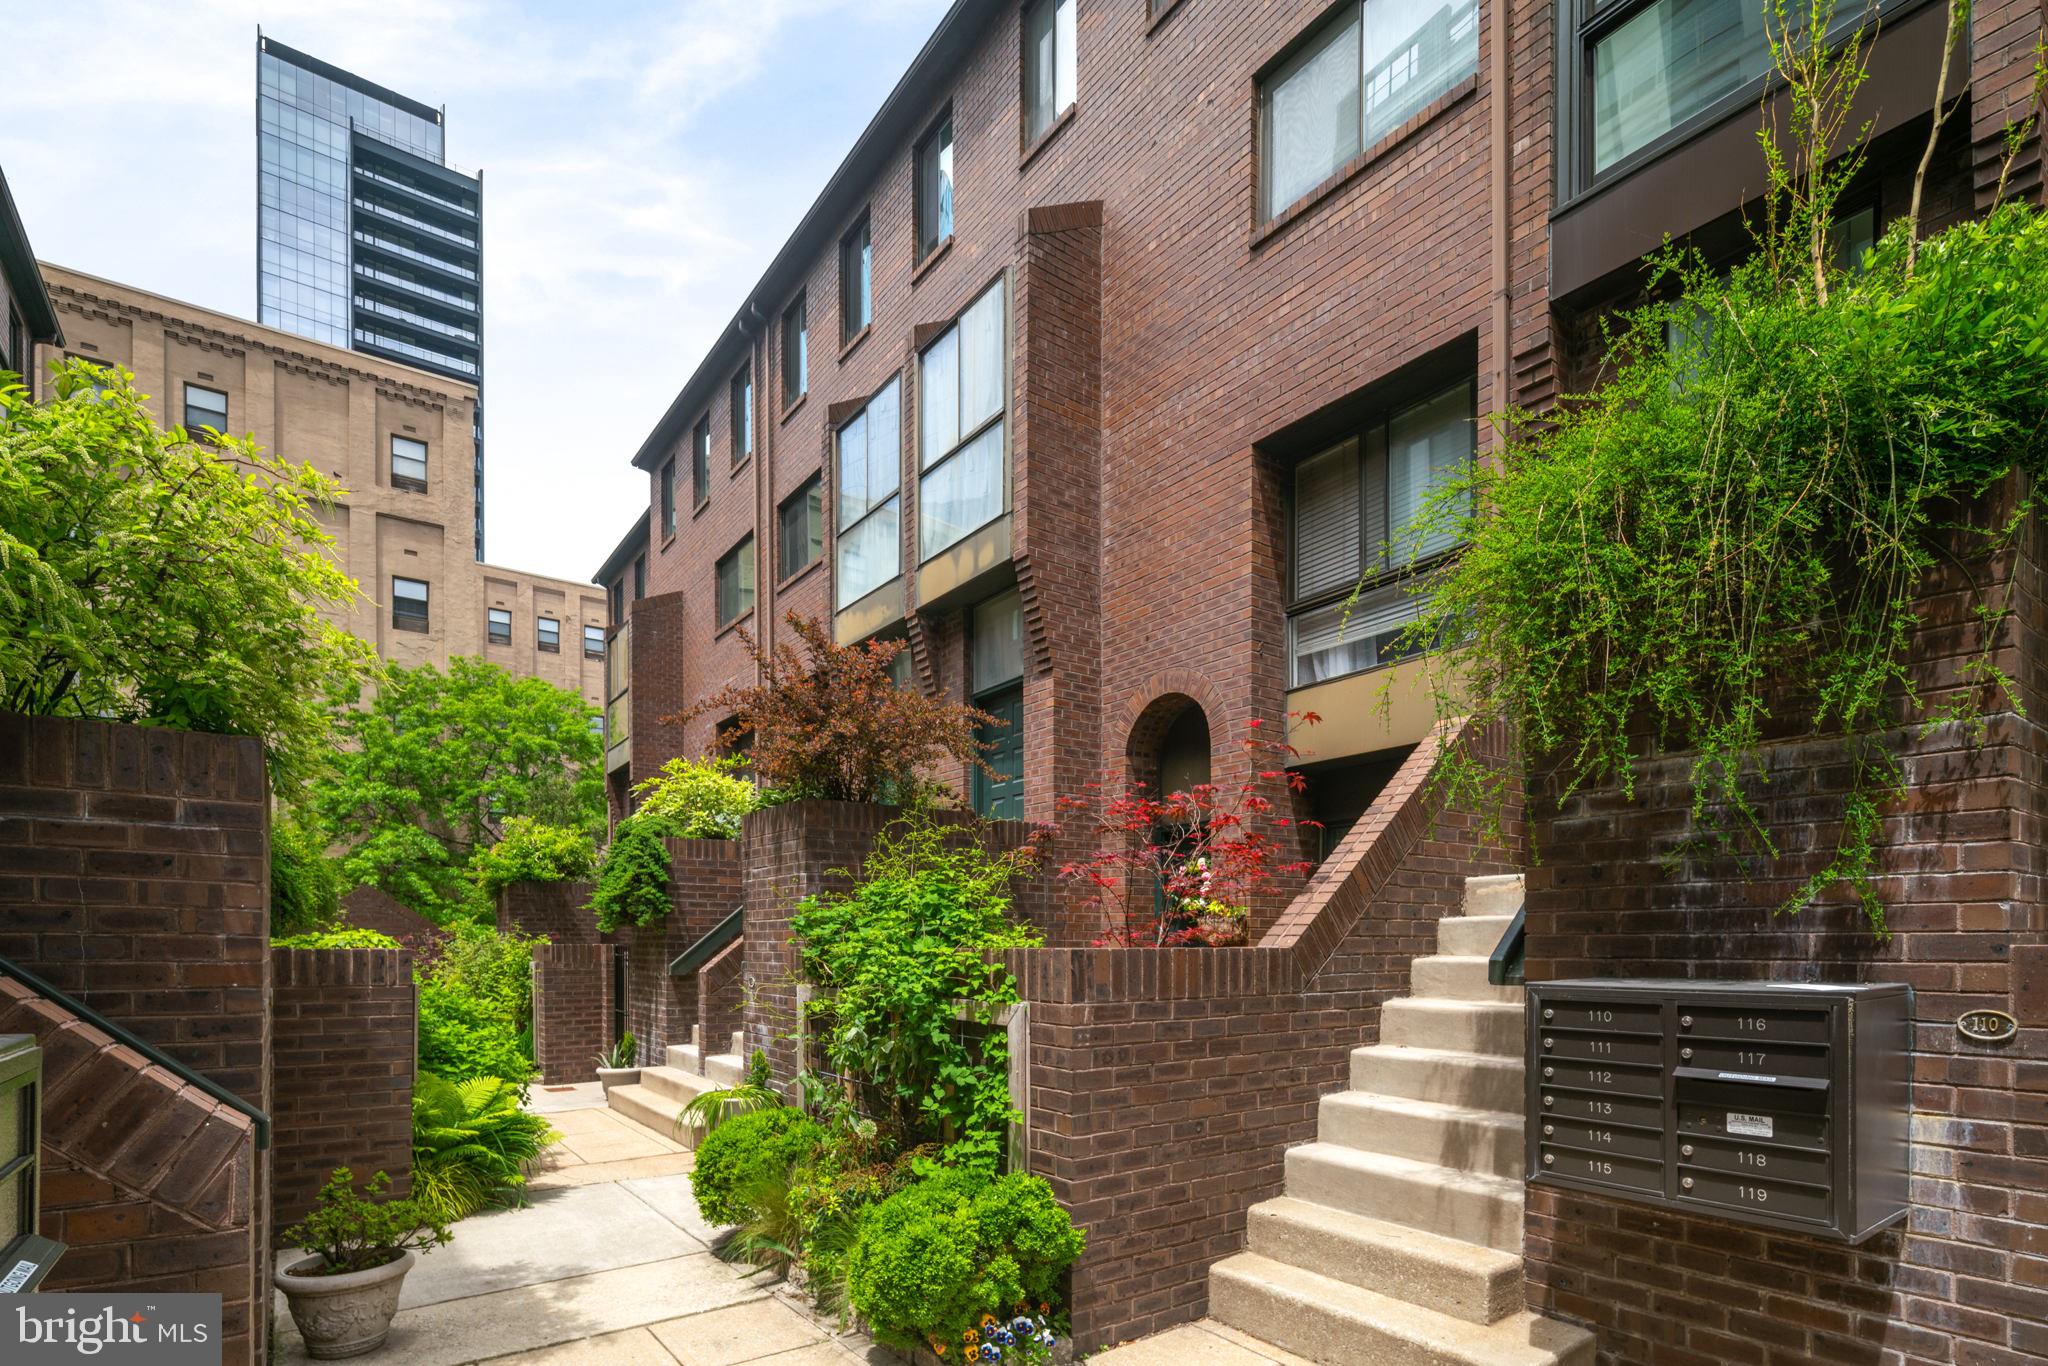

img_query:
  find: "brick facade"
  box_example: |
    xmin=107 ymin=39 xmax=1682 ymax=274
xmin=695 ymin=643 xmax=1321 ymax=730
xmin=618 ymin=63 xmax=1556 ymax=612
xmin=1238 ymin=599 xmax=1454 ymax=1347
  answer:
xmin=532 ymin=942 xmax=613 ymax=1084
xmin=0 ymin=714 xmax=270 ymax=1364
xmin=498 ymin=878 xmax=601 ymax=944
xmin=270 ymin=947 xmax=416 ymax=1233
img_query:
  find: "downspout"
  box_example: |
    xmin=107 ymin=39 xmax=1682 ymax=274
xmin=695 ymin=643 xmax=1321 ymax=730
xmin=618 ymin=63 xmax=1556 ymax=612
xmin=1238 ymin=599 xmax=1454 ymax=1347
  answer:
xmin=1488 ymin=0 xmax=1513 ymax=449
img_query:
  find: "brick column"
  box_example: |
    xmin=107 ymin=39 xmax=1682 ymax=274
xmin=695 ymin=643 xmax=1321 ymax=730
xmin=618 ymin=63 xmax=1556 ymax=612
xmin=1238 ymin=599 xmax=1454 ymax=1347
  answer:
xmin=533 ymin=943 xmax=612 ymax=1083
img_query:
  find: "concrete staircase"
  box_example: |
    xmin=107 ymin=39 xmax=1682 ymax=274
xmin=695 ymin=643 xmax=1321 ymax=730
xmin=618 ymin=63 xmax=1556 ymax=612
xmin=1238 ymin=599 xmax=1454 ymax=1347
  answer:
xmin=1207 ymin=875 xmax=1593 ymax=1366
xmin=604 ymin=1027 xmax=745 ymax=1148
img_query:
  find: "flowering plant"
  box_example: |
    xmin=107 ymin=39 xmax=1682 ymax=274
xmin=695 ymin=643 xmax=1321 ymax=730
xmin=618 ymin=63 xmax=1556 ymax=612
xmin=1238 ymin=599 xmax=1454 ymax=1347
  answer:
xmin=1055 ymin=716 xmax=1320 ymax=946
xmin=946 ymin=1309 xmax=1064 ymax=1364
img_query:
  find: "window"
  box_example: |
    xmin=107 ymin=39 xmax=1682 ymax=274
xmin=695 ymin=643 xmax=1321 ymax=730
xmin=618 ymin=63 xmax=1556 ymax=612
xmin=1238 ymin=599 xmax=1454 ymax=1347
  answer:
xmin=717 ymin=537 xmax=756 ymax=628
xmin=836 ymin=378 xmax=902 ymax=610
xmin=537 ymin=617 xmax=561 ymax=653
xmin=840 ymin=215 xmax=873 ymax=343
xmin=1024 ymin=0 xmax=1078 ymax=144
xmin=660 ymin=457 xmax=677 ymax=537
xmin=971 ymin=591 xmax=1026 ymax=820
xmin=1259 ymin=0 xmax=1479 ymax=221
xmin=778 ymin=475 xmax=823 ymax=582
xmin=692 ymin=417 xmax=712 ymax=506
xmin=633 ymin=554 xmax=646 ymax=599
xmin=487 ymin=607 xmax=512 ymax=645
xmin=391 ymin=436 xmax=428 ymax=492
xmin=584 ymin=624 xmax=606 ymax=659
xmin=782 ymin=295 xmax=808 ymax=405
xmin=392 ymin=576 xmax=429 ymax=632
xmin=918 ymin=280 xmax=1005 ymax=560
xmin=915 ymin=116 xmax=955 ymax=260
xmin=731 ymin=366 xmax=754 ymax=465
xmin=183 ymin=383 xmax=229 ymax=439
xmin=608 ymin=577 xmax=625 ymax=625
xmin=1286 ymin=378 xmax=1474 ymax=687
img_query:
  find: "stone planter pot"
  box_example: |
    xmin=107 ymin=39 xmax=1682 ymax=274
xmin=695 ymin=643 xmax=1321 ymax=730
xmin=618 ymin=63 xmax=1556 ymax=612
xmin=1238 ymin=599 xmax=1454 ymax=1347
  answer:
xmin=595 ymin=1066 xmax=640 ymax=1096
xmin=275 ymin=1250 xmax=415 ymax=1360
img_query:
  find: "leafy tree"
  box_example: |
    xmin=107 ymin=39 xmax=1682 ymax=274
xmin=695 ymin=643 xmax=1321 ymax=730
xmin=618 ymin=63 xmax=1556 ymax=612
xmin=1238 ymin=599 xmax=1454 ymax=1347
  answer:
xmin=588 ymin=810 xmax=678 ymax=933
xmin=678 ymin=612 xmax=994 ymax=804
xmin=0 ymin=360 xmax=371 ymax=795
xmin=314 ymin=657 xmax=603 ymax=924
xmin=471 ymin=816 xmax=597 ymax=899
xmin=630 ymin=755 xmax=761 ymax=836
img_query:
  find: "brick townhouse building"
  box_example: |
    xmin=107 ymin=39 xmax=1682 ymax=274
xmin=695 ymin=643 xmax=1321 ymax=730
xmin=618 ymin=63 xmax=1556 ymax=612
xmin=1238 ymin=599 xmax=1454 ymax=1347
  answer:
xmin=600 ymin=0 xmax=2029 ymax=844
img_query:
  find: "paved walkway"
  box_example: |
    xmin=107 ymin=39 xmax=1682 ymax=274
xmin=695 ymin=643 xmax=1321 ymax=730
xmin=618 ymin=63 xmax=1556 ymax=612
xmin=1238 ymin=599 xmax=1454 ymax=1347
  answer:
xmin=273 ymin=1088 xmax=895 ymax=1366
xmin=1089 ymin=1321 xmax=1315 ymax=1366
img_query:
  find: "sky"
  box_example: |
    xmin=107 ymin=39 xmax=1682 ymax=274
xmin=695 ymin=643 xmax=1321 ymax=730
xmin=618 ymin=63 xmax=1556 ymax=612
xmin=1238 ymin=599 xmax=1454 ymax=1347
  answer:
xmin=0 ymin=0 xmax=951 ymax=583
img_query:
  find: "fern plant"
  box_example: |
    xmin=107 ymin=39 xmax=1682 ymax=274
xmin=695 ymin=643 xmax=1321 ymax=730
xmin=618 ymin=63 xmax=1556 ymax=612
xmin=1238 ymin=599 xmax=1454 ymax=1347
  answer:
xmin=411 ymin=1071 xmax=557 ymax=1221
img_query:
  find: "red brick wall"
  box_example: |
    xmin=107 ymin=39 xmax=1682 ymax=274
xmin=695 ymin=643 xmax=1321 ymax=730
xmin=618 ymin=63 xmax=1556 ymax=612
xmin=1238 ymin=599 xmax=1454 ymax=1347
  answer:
xmin=498 ymin=879 xmax=599 ymax=944
xmin=0 ymin=714 xmax=270 ymax=1365
xmin=339 ymin=885 xmax=440 ymax=946
xmin=1518 ymin=488 xmax=2048 ymax=1366
xmin=533 ymin=942 xmax=612 ymax=1084
xmin=617 ymin=838 xmax=744 ymax=1063
xmin=270 ymin=947 xmax=415 ymax=1233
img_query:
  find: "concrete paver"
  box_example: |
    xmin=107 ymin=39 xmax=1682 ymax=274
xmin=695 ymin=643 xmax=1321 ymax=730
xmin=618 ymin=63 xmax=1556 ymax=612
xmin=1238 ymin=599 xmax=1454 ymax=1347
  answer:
xmin=647 ymin=1299 xmax=832 ymax=1366
xmin=1090 ymin=1321 xmax=1311 ymax=1366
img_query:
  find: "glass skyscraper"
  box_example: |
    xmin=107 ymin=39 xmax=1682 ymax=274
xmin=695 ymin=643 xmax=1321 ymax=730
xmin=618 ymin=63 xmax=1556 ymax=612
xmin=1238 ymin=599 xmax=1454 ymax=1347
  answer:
xmin=256 ymin=33 xmax=487 ymax=558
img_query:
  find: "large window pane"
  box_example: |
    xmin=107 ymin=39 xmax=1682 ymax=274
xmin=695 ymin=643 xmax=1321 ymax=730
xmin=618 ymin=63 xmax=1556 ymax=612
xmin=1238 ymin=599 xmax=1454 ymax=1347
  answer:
xmin=1289 ymin=582 xmax=1426 ymax=687
xmin=837 ymin=410 xmax=870 ymax=527
xmin=836 ymin=497 xmax=899 ymax=609
xmin=1025 ymin=0 xmax=1077 ymax=143
xmin=1385 ymin=383 xmax=1473 ymax=564
xmin=1592 ymin=0 xmax=1772 ymax=174
xmin=959 ymin=284 xmax=1005 ymax=434
xmin=972 ymin=590 xmax=1025 ymax=693
xmin=1293 ymin=438 xmax=1363 ymax=599
xmin=841 ymin=217 xmax=873 ymax=342
xmin=917 ymin=119 xmax=955 ymax=258
xmin=1263 ymin=8 xmax=1361 ymax=219
xmin=920 ymin=421 xmax=1005 ymax=559
xmin=779 ymin=476 xmax=822 ymax=581
xmin=1364 ymin=0 xmax=1479 ymax=145
xmin=920 ymin=327 xmax=959 ymax=465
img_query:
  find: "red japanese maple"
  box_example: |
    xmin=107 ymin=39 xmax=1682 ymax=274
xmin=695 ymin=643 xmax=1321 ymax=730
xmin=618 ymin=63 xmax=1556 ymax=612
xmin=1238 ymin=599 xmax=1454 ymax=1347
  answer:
xmin=1055 ymin=715 xmax=1321 ymax=947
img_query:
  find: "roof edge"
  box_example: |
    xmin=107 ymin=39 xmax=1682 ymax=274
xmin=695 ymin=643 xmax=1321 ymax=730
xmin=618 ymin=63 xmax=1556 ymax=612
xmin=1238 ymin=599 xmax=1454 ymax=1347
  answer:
xmin=0 ymin=169 xmax=62 ymax=347
xmin=593 ymin=514 xmax=651 ymax=584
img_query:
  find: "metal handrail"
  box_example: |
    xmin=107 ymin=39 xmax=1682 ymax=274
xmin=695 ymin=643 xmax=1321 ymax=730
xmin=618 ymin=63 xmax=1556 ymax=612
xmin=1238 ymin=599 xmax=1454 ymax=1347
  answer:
xmin=667 ymin=906 xmax=744 ymax=978
xmin=1487 ymin=905 xmax=1526 ymax=987
xmin=0 ymin=955 xmax=271 ymax=1150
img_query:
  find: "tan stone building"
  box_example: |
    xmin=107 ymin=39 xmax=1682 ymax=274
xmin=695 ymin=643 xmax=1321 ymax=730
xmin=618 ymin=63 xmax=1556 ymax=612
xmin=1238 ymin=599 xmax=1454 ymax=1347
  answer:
xmin=34 ymin=263 xmax=606 ymax=707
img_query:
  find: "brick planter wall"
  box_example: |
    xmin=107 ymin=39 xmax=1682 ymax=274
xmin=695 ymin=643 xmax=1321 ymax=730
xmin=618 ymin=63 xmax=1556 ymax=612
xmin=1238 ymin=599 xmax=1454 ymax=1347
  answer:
xmin=498 ymin=879 xmax=599 ymax=943
xmin=0 ymin=713 xmax=272 ymax=1365
xmin=533 ymin=942 xmax=612 ymax=1083
xmin=270 ymin=947 xmax=415 ymax=1233
xmin=1518 ymin=495 xmax=2048 ymax=1365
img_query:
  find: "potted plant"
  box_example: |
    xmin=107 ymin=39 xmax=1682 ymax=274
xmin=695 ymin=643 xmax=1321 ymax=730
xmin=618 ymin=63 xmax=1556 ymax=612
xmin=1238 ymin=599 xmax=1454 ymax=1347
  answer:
xmin=275 ymin=1167 xmax=451 ymax=1360
xmin=595 ymin=1030 xmax=639 ymax=1095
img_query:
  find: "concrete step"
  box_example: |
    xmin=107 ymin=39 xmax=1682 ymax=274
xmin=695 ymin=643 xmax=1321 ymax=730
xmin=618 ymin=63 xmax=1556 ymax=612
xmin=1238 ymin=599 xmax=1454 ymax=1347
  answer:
xmin=1350 ymin=1045 xmax=1525 ymax=1112
xmin=1436 ymin=914 xmax=1515 ymax=958
xmin=1411 ymin=955 xmax=1525 ymax=1003
xmin=636 ymin=1064 xmax=722 ymax=1108
xmin=1210 ymin=1252 xmax=1593 ymax=1366
xmin=665 ymin=1043 xmax=707 ymax=1074
xmin=1462 ymin=874 xmax=1524 ymax=920
xmin=1283 ymin=1144 xmax=1523 ymax=1253
xmin=1244 ymin=1197 xmax=1526 ymax=1326
xmin=705 ymin=1053 xmax=743 ymax=1086
xmin=1317 ymin=1092 xmax=1522 ymax=1178
xmin=1380 ymin=997 xmax=1524 ymax=1057
xmin=604 ymin=1082 xmax=699 ymax=1148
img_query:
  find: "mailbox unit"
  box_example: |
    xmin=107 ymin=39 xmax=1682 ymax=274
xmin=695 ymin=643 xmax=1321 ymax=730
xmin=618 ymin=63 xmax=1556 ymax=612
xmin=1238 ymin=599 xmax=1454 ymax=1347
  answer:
xmin=1526 ymin=980 xmax=1911 ymax=1243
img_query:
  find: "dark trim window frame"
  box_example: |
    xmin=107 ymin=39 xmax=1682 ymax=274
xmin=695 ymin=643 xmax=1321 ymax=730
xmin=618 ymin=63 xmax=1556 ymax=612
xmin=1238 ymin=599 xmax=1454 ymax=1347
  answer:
xmin=583 ymin=623 xmax=606 ymax=659
xmin=840 ymin=213 xmax=873 ymax=344
xmin=183 ymin=383 xmax=229 ymax=441
xmin=608 ymin=577 xmax=625 ymax=625
xmin=1556 ymin=0 xmax=1896 ymax=204
xmin=777 ymin=474 xmax=824 ymax=583
xmin=390 ymin=435 xmax=429 ymax=493
xmin=835 ymin=376 xmax=903 ymax=611
xmin=660 ymin=456 xmax=677 ymax=537
xmin=633 ymin=554 xmax=647 ymax=599
xmin=1284 ymin=374 xmax=1477 ymax=690
xmin=537 ymin=616 xmax=561 ymax=653
xmin=716 ymin=536 xmax=756 ymax=629
xmin=730 ymin=365 xmax=754 ymax=466
xmin=782 ymin=294 xmax=808 ymax=407
xmin=392 ymin=576 xmax=430 ymax=632
xmin=692 ymin=416 xmax=712 ymax=507
xmin=1023 ymin=0 xmax=1078 ymax=146
xmin=486 ymin=607 xmax=512 ymax=645
xmin=914 ymin=111 xmax=956 ymax=261
xmin=916 ymin=276 xmax=1008 ymax=562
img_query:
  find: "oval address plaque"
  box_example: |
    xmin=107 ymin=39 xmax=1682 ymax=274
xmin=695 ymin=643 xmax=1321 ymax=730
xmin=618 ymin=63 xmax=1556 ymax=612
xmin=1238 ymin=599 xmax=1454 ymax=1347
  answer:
xmin=1957 ymin=1009 xmax=2019 ymax=1045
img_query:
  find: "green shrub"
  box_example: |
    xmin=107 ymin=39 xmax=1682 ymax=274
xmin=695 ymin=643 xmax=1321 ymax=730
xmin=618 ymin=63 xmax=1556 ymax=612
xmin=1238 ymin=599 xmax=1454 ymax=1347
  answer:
xmin=424 ymin=923 xmax=542 ymax=1035
xmin=689 ymin=1107 xmax=822 ymax=1226
xmin=471 ymin=816 xmax=597 ymax=899
xmin=410 ymin=1071 xmax=556 ymax=1221
xmin=274 ymin=928 xmax=402 ymax=950
xmin=271 ymin=811 xmax=343 ymax=938
xmin=589 ymin=810 xmax=678 ymax=933
xmin=417 ymin=979 xmax=533 ymax=1085
xmin=846 ymin=1167 xmax=1083 ymax=1353
xmin=630 ymin=755 xmax=760 ymax=838
xmin=281 ymin=1168 xmax=450 ymax=1274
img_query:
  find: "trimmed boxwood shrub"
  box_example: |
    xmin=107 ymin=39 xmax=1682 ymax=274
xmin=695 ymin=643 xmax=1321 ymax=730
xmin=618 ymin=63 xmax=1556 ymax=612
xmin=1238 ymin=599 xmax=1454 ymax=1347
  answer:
xmin=846 ymin=1167 xmax=1084 ymax=1352
xmin=689 ymin=1107 xmax=822 ymax=1226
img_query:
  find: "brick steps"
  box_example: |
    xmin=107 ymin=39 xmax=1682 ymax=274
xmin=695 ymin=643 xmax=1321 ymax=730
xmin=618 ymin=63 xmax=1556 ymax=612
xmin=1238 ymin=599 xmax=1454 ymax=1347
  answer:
xmin=1207 ymin=875 xmax=1594 ymax=1366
